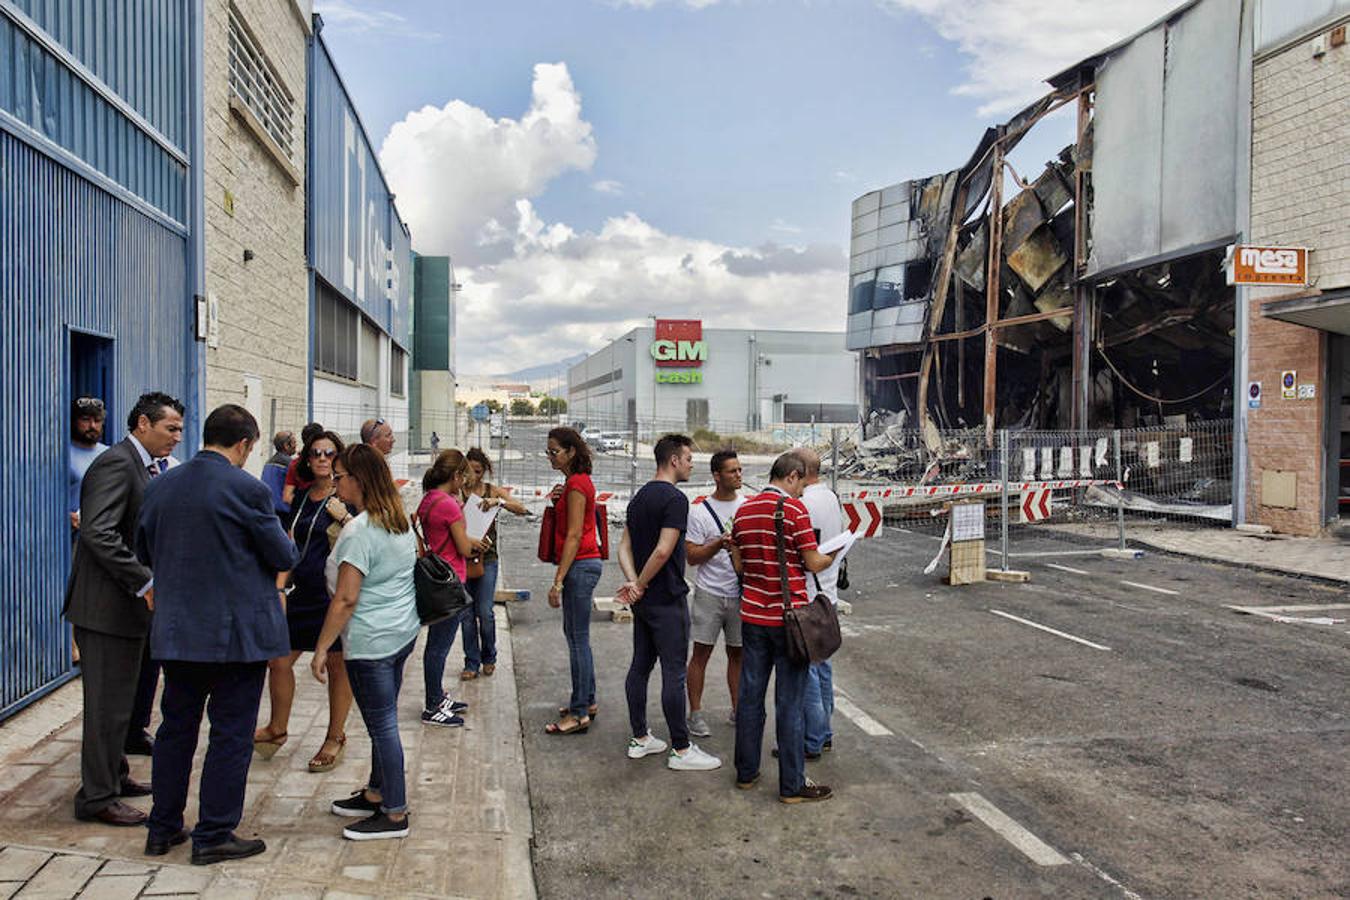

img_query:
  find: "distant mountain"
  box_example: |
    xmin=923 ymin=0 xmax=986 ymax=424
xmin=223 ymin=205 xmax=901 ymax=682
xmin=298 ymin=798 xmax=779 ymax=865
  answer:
xmin=494 ymin=353 xmax=587 ymax=384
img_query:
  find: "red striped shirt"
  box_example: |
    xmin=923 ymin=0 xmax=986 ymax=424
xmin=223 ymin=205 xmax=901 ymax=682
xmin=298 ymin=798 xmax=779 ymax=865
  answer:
xmin=732 ymin=488 xmax=817 ymax=627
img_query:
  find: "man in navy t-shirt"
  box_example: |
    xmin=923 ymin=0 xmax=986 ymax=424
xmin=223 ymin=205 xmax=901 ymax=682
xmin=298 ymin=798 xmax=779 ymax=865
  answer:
xmin=617 ymin=434 xmax=721 ymax=772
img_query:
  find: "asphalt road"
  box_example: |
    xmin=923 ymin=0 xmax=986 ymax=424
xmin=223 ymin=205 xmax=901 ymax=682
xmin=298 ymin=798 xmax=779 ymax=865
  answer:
xmin=491 ymin=514 xmax=1349 ymax=900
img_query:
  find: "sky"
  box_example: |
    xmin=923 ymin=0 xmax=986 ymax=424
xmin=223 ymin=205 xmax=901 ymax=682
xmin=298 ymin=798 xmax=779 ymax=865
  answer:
xmin=313 ymin=0 xmax=1179 ymax=376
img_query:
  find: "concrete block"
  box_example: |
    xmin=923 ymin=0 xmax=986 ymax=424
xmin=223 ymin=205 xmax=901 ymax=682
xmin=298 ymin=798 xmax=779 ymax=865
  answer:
xmin=1236 ymin=523 xmax=1273 ymax=535
xmin=494 ymin=588 xmax=531 ymax=603
xmin=986 ymin=569 xmax=1031 ymax=583
xmin=1099 ymin=548 xmax=1145 ymax=560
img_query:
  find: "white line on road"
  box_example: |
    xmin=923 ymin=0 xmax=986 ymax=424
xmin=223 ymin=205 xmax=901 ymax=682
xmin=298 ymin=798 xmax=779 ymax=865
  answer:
xmin=1070 ymin=853 xmax=1145 ymax=900
xmin=1045 ymin=563 xmax=1090 ymax=575
xmin=989 ymin=610 xmax=1112 ymax=651
xmin=833 ymin=691 xmax=893 ymax=737
xmin=950 ymin=792 xmax=1069 ymax=866
xmin=1120 ymin=580 xmax=1179 ymax=596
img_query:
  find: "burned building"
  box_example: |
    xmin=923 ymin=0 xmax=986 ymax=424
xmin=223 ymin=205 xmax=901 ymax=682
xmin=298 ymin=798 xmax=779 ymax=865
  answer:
xmin=850 ymin=0 xmax=1242 ymax=441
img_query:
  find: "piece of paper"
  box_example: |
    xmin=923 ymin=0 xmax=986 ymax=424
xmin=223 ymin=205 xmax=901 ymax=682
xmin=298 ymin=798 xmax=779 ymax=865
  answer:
xmin=465 ymin=502 xmax=500 ymax=540
xmin=1057 ymin=447 xmax=1073 ymax=478
xmin=1094 ymin=437 xmax=1109 ymax=468
xmin=1179 ymin=437 xmax=1194 ymax=464
xmin=818 ymin=529 xmax=857 ymax=560
xmin=1078 ymin=446 xmax=1092 ymax=478
xmin=1021 ymin=448 xmax=1037 ymax=480
xmin=1040 ymin=447 xmax=1055 ymax=480
xmin=951 ymin=502 xmax=985 ymax=541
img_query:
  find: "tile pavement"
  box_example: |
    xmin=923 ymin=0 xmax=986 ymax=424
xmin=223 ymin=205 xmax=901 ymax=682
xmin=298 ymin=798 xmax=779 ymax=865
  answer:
xmin=0 ymin=614 xmax=536 ymax=899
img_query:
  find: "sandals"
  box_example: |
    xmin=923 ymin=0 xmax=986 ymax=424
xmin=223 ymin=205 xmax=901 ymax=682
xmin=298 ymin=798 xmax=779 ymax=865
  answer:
xmin=308 ymin=733 xmax=346 ymax=772
xmin=558 ymin=704 xmax=599 ymax=719
xmin=545 ymin=716 xmax=590 ymax=736
xmin=253 ymin=729 xmax=288 ymax=760
xmin=460 ymin=670 xmax=479 ymax=681
xmin=482 ymin=664 xmax=496 ymax=677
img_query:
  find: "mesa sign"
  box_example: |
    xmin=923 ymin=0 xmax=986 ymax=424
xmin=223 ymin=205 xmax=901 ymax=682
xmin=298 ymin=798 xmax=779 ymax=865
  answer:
xmin=651 ymin=318 xmax=706 ymax=384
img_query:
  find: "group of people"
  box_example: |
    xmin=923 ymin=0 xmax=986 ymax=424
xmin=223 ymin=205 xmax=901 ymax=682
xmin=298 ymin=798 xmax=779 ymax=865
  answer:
xmin=538 ymin=428 xmax=846 ymax=803
xmin=65 ymin=394 xmax=524 ymax=863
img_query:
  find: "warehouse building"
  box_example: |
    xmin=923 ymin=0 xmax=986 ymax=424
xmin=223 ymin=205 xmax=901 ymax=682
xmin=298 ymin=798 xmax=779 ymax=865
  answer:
xmin=569 ymin=321 xmax=860 ymax=434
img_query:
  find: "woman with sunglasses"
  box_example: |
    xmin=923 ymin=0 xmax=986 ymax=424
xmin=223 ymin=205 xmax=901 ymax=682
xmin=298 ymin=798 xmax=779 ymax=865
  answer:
xmin=314 ymin=444 xmax=421 ymax=841
xmin=544 ymin=427 xmax=603 ymax=736
xmin=457 ymin=447 xmax=528 ymax=681
xmin=254 ymin=430 xmax=356 ymax=773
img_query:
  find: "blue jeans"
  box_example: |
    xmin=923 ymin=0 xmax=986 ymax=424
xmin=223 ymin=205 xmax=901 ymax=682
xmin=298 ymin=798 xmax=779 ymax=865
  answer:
xmin=346 ymin=640 xmax=415 ymax=815
xmin=562 ymin=558 xmax=602 ymax=718
xmin=423 ymin=609 xmax=466 ymax=711
xmin=734 ymin=622 xmax=809 ymax=797
xmin=804 ymin=660 xmax=834 ymax=754
xmin=461 ymin=561 xmax=499 ymax=672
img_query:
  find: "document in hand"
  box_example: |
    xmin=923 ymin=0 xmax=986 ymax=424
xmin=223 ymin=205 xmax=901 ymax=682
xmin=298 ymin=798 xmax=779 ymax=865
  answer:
xmin=817 ymin=529 xmax=857 ymax=560
xmin=465 ymin=502 xmax=500 ymax=540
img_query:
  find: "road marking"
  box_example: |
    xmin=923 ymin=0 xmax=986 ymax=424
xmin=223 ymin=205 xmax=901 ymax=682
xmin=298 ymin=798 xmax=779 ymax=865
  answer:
xmin=989 ymin=609 xmax=1111 ymax=651
xmin=1070 ymin=853 xmax=1145 ymax=900
xmin=1045 ymin=563 xmax=1089 ymax=575
xmin=1120 ymin=580 xmax=1178 ymax=596
xmin=833 ymin=691 xmax=893 ymax=737
xmin=950 ymin=792 xmax=1069 ymax=866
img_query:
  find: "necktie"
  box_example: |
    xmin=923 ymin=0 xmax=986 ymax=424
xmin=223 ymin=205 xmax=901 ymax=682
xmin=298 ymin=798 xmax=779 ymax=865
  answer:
xmin=148 ymin=459 xmax=167 ymax=477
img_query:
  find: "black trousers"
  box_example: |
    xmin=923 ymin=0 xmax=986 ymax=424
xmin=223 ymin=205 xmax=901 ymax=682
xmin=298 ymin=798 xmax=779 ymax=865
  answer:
xmin=624 ymin=601 xmax=691 ymax=751
xmin=72 ymin=626 xmax=144 ymax=817
xmin=148 ymin=660 xmax=266 ymax=849
xmin=130 ymin=643 xmax=159 ymax=734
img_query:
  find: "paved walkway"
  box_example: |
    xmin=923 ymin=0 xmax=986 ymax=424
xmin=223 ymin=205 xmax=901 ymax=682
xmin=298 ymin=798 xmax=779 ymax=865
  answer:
xmin=1126 ymin=522 xmax=1350 ymax=583
xmin=0 ymin=614 xmax=535 ymax=899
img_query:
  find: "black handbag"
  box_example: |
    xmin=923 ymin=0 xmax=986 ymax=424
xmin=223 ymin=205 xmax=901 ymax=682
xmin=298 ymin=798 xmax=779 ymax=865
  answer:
xmin=774 ymin=496 xmax=842 ymax=665
xmin=412 ymin=497 xmax=472 ymax=626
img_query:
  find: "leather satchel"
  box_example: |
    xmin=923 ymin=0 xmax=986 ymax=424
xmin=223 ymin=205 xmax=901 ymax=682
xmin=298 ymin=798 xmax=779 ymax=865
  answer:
xmin=773 ymin=496 xmax=842 ymax=665
xmin=412 ymin=497 xmax=472 ymax=625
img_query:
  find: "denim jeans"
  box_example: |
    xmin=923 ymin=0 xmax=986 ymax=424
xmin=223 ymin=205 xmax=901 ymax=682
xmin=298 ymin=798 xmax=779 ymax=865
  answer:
xmin=803 ymin=660 xmax=834 ymax=755
xmin=561 ymin=558 xmax=602 ymax=718
xmin=345 ymin=639 xmax=415 ymax=814
xmin=624 ymin=601 xmax=690 ymax=750
xmin=422 ymin=609 xmax=466 ymax=711
xmin=734 ymin=622 xmax=809 ymax=797
xmin=461 ymin=560 xmax=499 ymax=672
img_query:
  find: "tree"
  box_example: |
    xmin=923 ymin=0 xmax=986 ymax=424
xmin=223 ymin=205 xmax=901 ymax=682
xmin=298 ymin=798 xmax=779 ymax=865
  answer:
xmin=510 ymin=398 xmax=536 ymax=417
xmin=536 ymin=396 xmax=568 ymax=416
xmin=483 ymin=398 xmax=503 ymax=413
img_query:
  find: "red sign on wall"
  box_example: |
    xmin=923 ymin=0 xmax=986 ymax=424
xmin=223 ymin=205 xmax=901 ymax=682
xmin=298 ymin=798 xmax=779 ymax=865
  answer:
xmin=651 ymin=319 xmax=705 ymax=368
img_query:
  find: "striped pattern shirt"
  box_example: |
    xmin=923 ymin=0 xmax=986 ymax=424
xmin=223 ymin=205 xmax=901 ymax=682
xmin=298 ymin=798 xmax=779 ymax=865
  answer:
xmin=732 ymin=487 xmax=817 ymax=627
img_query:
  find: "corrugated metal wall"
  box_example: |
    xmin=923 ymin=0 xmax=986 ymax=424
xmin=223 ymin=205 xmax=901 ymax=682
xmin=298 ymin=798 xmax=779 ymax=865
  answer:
xmin=307 ymin=25 xmax=407 ymax=345
xmin=0 ymin=0 xmax=195 ymax=719
xmin=389 ymin=217 xmax=411 ymax=349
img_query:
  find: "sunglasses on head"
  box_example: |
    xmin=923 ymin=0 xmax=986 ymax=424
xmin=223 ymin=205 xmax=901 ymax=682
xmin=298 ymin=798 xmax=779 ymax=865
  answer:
xmin=75 ymin=398 xmax=105 ymax=414
xmin=310 ymin=448 xmax=337 ymax=459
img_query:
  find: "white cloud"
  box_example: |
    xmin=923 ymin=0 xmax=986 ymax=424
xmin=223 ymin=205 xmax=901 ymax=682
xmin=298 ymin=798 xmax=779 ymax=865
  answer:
xmin=880 ymin=0 xmax=1179 ymax=116
xmin=769 ymin=218 xmax=803 ymax=235
xmin=591 ymin=179 xmax=625 ymax=195
xmin=454 ymin=202 xmax=845 ymax=374
xmin=313 ymin=0 xmax=441 ymax=39
xmin=379 ymin=63 xmax=597 ymax=265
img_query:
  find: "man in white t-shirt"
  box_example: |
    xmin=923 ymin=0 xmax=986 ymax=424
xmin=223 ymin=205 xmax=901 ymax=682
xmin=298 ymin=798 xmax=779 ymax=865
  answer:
xmin=683 ymin=450 xmax=745 ymax=738
xmin=794 ymin=448 xmax=844 ymax=757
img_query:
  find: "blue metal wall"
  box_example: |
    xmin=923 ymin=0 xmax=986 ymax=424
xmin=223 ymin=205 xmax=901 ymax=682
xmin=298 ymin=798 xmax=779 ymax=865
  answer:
xmin=0 ymin=0 xmax=195 ymax=719
xmin=308 ymin=20 xmax=410 ymax=349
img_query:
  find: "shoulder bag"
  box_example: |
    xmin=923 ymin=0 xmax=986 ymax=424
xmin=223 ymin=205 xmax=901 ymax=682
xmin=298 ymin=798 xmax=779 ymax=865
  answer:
xmin=412 ymin=494 xmax=472 ymax=625
xmin=774 ymin=496 xmax=842 ymax=665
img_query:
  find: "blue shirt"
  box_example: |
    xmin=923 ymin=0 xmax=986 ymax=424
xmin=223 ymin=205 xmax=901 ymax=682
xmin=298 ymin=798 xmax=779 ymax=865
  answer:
xmin=332 ymin=512 xmax=420 ymax=660
xmin=69 ymin=442 xmax=109 ymax=512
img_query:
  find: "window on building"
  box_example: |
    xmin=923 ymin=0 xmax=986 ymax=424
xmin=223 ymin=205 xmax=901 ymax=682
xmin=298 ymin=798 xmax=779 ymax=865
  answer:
xmin=315 ymin=285 xmax=358 ymax=381
xmin=227 ymin=3 xmax=296 ymax=161
xmin=359 ymin=319 xmax=381 ymax=388
xmin=390 ymin=346 xmax=406 ymax=397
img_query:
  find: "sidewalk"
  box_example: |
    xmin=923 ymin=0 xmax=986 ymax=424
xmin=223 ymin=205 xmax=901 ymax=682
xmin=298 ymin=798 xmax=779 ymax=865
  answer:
xmin=1126 ymin=522 xmax=1350 ymax=584
xmin=0 ymin=614 xmax=536 ymax=899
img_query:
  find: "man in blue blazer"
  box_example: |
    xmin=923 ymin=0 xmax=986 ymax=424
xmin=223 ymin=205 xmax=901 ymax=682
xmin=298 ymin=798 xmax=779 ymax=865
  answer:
xmin=136 ymin=404 xmax=299 ymax=865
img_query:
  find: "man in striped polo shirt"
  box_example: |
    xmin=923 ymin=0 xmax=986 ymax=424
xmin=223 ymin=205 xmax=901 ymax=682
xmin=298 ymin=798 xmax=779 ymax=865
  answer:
xmin=730 ymin=452 xmax=841 ymax=803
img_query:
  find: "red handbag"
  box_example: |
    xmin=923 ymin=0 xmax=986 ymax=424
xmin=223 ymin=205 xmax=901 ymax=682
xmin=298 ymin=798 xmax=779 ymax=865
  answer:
xmin=537 ymin=498 xmax=609 ymax=562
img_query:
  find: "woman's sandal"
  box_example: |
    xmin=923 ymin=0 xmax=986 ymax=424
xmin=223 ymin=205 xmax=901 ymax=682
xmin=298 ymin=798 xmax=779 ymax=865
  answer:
xmin=544 ymin=716 xmax=591 ymax=736
xmin=308 ymin=733 xmax=346 ymax=772
xmin=557 ymin=704 xmax=598 ymax=718
xmin=252 ymin=729 xmax=288 ymax=760
xmin=460 ymin=670 xmax=479 ymax=681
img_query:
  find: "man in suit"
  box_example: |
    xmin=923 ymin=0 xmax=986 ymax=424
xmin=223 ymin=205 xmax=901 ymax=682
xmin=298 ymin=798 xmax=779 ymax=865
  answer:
xmin=64 ymin=391 xmax=185 ymax=826
xmin=136 ymin=404 xmax=299 ymax=864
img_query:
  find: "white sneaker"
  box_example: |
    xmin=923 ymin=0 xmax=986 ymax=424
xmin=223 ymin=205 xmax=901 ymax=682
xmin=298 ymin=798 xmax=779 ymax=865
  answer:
xmin=667 ymin=742 xmax=722 ymax=772
xmin=686 ymin=710 xmax=711 ymax=738
xmin=627 ymin=731 xmax=667 ymax=759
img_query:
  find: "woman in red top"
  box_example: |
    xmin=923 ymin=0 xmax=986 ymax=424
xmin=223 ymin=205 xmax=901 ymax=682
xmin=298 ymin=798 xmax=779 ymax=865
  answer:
xmin=544 ymin=427 xmax=603 ymax=736
xmin=416 ymin=450 xmax=489 ymax=727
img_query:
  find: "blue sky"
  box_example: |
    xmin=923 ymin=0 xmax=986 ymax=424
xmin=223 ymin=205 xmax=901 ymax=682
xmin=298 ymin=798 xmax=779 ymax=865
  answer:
xmin=314 ymin=0 xmax=1175 ymax=374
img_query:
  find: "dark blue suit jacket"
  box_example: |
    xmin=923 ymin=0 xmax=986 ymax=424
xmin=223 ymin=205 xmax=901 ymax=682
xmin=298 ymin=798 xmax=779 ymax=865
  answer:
xmin=136 ymin=450 xmax=300 ymax=663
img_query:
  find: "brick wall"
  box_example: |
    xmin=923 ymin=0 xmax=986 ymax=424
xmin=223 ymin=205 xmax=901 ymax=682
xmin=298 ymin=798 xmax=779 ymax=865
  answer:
xmin=1246 ymin=23 xmax=1349 ymax=534
xmin=202 ymin=0 xmax=309 ymax=467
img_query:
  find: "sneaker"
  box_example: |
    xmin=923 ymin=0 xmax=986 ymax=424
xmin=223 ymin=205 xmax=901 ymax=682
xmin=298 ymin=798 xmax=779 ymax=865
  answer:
xmin=822 ymin=739 xmax=833 ymax=753
xmin=331 ymin=790 xmax=381 ymax=818
xmin=626 ymin=731 xmax=668 ymax=759
xmin=438 ymin=696 xmax=469 ymax=714
xmin=342 ymin=812 xmax=410 ymax=841
xmin=667 ymin=743 xmax=721 ymax=772
xmin=421 ymin=707 xmax=465 ymax=728
xmin=771 ymin=747 xmax=821 ymax=761
xmin=687 ymin=710 xmax=711 ymax=738
xmin=780 ymin=778 xmax=833 ymax=804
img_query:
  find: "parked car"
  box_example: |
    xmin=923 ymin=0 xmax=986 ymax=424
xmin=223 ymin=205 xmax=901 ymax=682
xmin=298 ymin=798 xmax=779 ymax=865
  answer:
xmin=581 ymin=427 xmax=604 ymax=447
xmin=598 ymin=432 xmax=627 ymax=452
xmin=491 ymin=423 xmax=510 ymax=440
